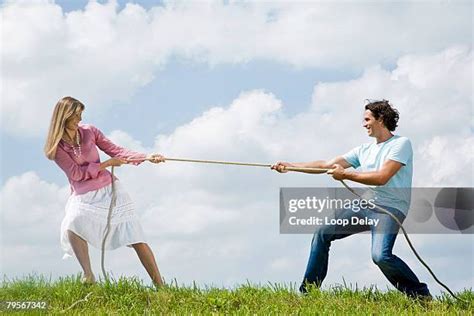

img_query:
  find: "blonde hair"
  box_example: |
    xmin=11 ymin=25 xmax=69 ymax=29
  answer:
xmin=44 ymin=96 xmax=85 ymax=160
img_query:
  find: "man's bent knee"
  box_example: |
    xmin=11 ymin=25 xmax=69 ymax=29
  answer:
xmin=372 ymin=252 xmax=391 ymax=266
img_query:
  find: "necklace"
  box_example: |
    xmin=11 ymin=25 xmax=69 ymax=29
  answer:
xmin=65 ymin=131 xmax=82 ymax=157
xmin=73 ymin=132 xmax=82 ymax=157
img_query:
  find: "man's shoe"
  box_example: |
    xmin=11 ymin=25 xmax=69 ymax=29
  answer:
xmin=412 ymin=293 xmax=433 ymax=303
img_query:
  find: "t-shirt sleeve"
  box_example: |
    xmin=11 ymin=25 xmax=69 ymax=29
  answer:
xmin=342 ymin=145 xmax=361 ymax=169
xmin=387 ymin=138 xmax=413 ymax=165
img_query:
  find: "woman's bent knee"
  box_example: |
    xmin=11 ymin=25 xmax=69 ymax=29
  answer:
xmin=132 ymin=242 xmax=147 ymax=249
xmin=67 ymin=230 xmax=84 ymax=241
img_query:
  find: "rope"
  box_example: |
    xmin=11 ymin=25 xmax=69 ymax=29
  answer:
xmin=60 ymin=292 xmax=93 ymax=313
xmin=127 ymin=157 xmax=329 ymax=173
xmin=161 ymin=157 xmax=271 ymax=167
xmin=65 ymin=176 xmax=114 ymax=313
xmin=101 ymin=166 xmax=116 ymax=280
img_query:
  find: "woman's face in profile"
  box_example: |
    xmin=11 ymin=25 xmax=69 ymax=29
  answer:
xmin=65 ymin=109 xmax=83 ymax=131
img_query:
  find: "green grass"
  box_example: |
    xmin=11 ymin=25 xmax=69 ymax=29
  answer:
xmin=1 ymin=275 xmax=472 ymax=315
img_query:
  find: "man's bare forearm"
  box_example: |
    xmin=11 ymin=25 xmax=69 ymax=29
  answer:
xmin=283 ymin=160 xmax=332 ymax=174
xmin=343 ymin=170 xmax=387 ymax=186
xmin=292 ymin=160 xmax=332 ymax=169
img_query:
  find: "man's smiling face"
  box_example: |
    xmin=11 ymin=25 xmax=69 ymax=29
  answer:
xmin=363 ymin=110 xmax=383 ymax=137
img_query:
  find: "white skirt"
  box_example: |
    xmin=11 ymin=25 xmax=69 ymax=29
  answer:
xmin=61 ymin=181 xmax=146 ymax=259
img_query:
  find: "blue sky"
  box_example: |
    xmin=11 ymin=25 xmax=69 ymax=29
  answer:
xmin=55 ymin=0 xmax=165 ymax=12
xmin=1 ymin=0 xmax=472 ymax=295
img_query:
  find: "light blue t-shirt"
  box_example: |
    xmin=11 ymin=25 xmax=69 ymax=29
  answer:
xmin=342 ymin=135 xmax=413 ymax=215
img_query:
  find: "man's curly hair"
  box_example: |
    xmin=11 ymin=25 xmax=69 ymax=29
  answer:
xmin=365 ymin=100 xmax=399 ymax=131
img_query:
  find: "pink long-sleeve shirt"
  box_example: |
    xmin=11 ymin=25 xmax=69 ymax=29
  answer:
xmin=54 ymin=124 xmax=146 ymax=195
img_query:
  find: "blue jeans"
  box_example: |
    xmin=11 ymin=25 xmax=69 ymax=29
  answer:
xmin=300 ymin=205 xmax=431 ymax=297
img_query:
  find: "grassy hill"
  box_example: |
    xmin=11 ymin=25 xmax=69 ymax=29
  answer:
xmin=1 ymin=275 xmax=472 ymax=314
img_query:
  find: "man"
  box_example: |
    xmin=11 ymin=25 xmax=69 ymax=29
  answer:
xmin=272 ymin=100 xmax=431 ymax=299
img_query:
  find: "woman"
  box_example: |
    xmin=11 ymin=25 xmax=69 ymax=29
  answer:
xmin=44 ymin=96 xmax=164 ymax=285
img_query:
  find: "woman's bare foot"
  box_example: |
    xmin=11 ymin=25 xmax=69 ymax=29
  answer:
xmin=81 ymin=273 xmax=96 ymax=285
xmin=153 ymin=278 xmax=164 ymax=288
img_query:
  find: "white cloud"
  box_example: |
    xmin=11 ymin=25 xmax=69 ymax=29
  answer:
xmin=1 ymin=0 xmax=472 ymax=136
xmin=1 ymin=171 xmax=68 ymax=230
xmin=417 ymin=136 xmax=474 ymax=186
xmin=0 ymin=172 xmax=73 ymax=276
